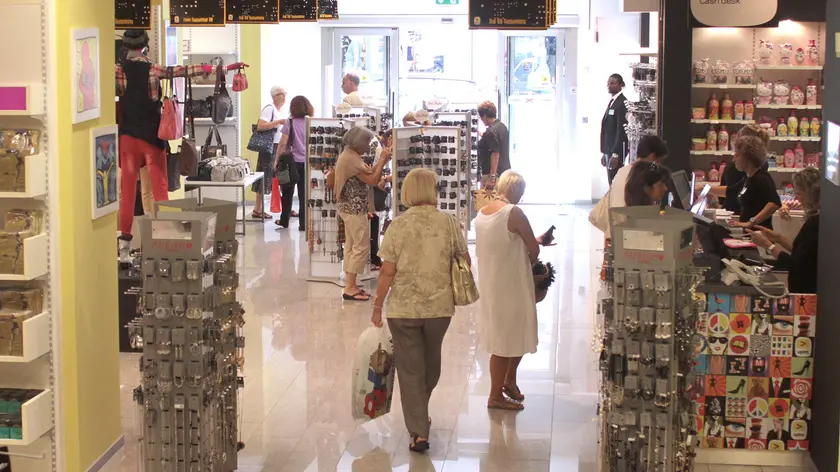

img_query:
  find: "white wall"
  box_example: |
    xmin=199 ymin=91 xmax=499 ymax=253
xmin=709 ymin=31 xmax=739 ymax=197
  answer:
xmin=260 ymin=23 xmax=324 ymax=115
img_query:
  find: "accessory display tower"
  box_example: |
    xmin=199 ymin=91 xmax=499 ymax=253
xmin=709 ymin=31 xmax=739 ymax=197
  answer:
xmin=432 ymin=111 xmax=477 ymax=231
xmin=598 ymin=207 xmax=702 ymax=472
xmin=304 ymin=116 xmax=374 ymax=285
xmin=626 ymin=62 xmax=659 ymax=164
xmin=129 ymin=207 xmax=245 ymax=472
xmin=390 ymin=126 xmax=467 ymax=239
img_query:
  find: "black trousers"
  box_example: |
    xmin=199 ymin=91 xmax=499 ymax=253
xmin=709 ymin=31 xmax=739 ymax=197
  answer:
xmin=279 ymin=162 xmax=306 ymax=229
xmin=370 ymin=214 xmax=381 ymax=266
xmin=605 ymin=155 xmax=623 ymax=186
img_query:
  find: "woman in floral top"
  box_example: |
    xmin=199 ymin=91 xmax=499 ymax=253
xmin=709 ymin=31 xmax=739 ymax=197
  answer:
xmin=328 ymin=127 xmax=390 ymax=300
xmin=371 ymin=168 xmax=471 ymax=453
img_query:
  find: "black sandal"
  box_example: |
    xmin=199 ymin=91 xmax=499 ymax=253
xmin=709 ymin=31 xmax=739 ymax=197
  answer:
xmin=342 ymin=291 xmax=370 ymax=301
xmin=409 ymin=436 xmax=430 ymax=453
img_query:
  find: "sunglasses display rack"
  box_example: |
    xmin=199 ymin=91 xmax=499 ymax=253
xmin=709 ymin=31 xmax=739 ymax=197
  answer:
xmin=432 ymin=111 xmax=478 ymax=231
xmin=304 ymin=117 xmax=374 ymax=284
xmin=130 ymin=212 xmax=245 ymax=472
xmin=599 ymin=207 xmax=702 ymax=472
xmin=391 ymin=126 xmax=468 ymax=239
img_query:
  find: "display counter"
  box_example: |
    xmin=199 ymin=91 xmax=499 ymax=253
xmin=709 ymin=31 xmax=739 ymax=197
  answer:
xmin=692 ymin=281 xmax=816 ymax=464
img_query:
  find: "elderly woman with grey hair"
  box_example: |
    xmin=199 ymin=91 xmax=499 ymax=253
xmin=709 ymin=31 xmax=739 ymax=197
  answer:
xmin=251 ymin=85 xmax=287 ymax=219
xmin=327 ymin=126 xmax=391 ymax=300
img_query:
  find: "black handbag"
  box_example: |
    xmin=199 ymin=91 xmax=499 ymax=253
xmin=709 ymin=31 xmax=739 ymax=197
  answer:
xmin=247 ymin=105 xmax=275 ymax=153
xmin=275 ymin=118 xmax=299 ymax=185
xmin=210 ymin=65 xmax=232 ymax=125
xmin=167 ymin=150 xmax=182 ymax=191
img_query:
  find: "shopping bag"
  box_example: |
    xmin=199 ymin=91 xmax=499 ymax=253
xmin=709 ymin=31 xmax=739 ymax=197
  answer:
xmin=270 ymin=178 xmax=282 ymax=213
xmin=589 ymin=189 xmax=611 ymax=233
xmin=351 ymin=325 xmax=395 ymax=421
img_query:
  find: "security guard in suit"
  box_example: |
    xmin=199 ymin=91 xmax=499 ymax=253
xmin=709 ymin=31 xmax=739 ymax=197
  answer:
xmin=601 ymin=73 xmax=629 ymax=185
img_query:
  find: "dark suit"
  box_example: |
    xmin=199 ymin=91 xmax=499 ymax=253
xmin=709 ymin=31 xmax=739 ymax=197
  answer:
xmin=600 ymin=93 xmax=629 ymax=185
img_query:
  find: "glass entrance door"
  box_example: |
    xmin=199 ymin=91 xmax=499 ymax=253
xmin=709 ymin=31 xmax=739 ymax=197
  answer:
xmin=333 ymin=28 xmax=399 ymax=115
xmin=501 ymin=32 xmax=565 ymax=204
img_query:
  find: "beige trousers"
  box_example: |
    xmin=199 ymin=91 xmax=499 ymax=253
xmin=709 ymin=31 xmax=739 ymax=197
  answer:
xmin=340 ymin=212 xmax=369 ymax=274
xmin=387 ymin=317 xmax=452 ymax=438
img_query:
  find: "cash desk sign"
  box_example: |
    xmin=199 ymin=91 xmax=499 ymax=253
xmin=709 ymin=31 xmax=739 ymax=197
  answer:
xmin=691 ymin=0 xmax=777 ymax=27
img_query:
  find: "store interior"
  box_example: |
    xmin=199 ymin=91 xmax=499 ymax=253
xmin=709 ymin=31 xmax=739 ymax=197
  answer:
xmin=1 ymin=0 xmax=839 ymax=471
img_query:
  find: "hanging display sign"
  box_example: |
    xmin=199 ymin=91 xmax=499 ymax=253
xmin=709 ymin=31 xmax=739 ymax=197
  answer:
xmin=468 ymin=0 xmax=550 ymax=30
xmin=318 ymin=0 xmax=339 ymax=19
xmin=280 ymin=0 xmax=317 ymax=21
xmin=115 ymin=0 xmax=151 ymax=29
xmin=226 ymin=0 xmax=280 ymax=23
xmin=690 ymin=0 xmax=777 ymax=27
xmin=170 ymin=0 xmax=225 ymax=26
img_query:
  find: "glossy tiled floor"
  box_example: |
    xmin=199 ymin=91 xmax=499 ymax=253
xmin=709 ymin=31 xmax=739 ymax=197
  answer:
xmin=115 ymin=205 xmax=812 ymax=472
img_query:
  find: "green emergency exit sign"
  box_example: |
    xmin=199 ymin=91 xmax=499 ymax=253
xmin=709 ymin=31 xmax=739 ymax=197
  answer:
xmin=436 ymin=0 xmax=459 ymax=4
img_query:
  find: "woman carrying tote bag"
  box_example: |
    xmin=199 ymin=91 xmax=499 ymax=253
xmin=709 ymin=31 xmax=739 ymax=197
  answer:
xmin=249 ymin=86 xmax=287 ymax=219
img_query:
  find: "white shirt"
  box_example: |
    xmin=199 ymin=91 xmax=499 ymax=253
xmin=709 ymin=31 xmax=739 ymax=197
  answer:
xmin=343 ymin=91 xmax=365 ymax=107
xmin=607 ymin=91 xmax=624 ymax=110
xmin=609 ymin=165 xmax=632 ymax=208
xmin=259 ymin=105 xmax=284 ymax=143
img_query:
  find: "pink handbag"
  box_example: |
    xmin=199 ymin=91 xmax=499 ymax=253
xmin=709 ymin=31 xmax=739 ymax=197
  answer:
xmin=232 ymin=72 xmax=248 ymax=92
xmin=158 ymin=77 xmax=183 ymax=141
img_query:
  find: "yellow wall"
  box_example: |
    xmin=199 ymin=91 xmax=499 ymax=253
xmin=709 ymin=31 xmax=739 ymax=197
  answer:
xmin=54 ymin=0 xmax=121 ymax=470
xmin=240 ymin=25 xmax=262 ymax=201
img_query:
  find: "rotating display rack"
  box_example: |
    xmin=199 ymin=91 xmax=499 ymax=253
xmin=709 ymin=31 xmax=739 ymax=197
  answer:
xmin=599 ymin=207 xmax=701 ymax=472
xmin=626 ymin=62 xmax=659 ymax=165
xmin=129 ymin=209 xmax=245 ymax=472
xmin=391 ymin=126 xmax=468 ymax=240
xmin=304 ymin=117 xmax=374 ymax=285
xmin=432 ymin=111 xmax=477 ymax=232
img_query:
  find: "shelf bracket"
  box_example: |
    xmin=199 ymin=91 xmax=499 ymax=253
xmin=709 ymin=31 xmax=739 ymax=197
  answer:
xmin=0 ymin=450 xmax=46 ymax=460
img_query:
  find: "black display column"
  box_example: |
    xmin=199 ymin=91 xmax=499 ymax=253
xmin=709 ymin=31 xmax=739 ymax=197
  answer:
xmin=657 ymin=0 xmax=692 ymax=174
xmin=813 ymin=2 xmax=840 ymax=471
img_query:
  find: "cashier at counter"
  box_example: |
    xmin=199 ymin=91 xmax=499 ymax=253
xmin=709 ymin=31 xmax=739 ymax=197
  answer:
xmin=748 ymin=168 xmax=819 ymax=294
xmin=710 ymin=127 xmax=781 ymax=229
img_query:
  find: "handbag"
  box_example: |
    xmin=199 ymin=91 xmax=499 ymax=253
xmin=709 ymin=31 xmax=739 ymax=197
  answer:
xmin=232 ymin=71 xmax=248 ymax=92
xmin=210 ymin=64 xmax=233 ymax=125
xmin=275 ymin=118 xmax=299 ymax=185
xmin=179 ymin=76 xmax=199 ymax=177
xmin=158 ymin=75 xmax=183 ymax=141
xmin=247 ymin=105 xmax=275 ymax=154
xmin=472 ymin=188 xmax=496 ymax=212
xmin=589 ymin=189 xmax=611 ymax=234
xmin=270 ymin=178 xmax=282 ymax=213
xmin=166 ymin=150 xmax=181 ymax=191
xmin=202 ymin=126 xmax=227 ymax=159
xmin=447 ymin=215 xmax=479 ymax=306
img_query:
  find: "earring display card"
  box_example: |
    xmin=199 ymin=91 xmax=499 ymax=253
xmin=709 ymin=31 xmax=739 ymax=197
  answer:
xmin=305 ymin=117 xmax=373 ymax=282
xmin=391 ymin=126 xmax=468 ymax=240
xmin=693 ymin=292 xmax=816 ymax=452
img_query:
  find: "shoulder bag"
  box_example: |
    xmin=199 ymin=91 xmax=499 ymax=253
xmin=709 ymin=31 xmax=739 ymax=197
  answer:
xmin=448 ymin=215 xmax=479 ymax=306
xmin=158 ymin=74 xmax=183 ymax=141
xmin=179 ymin=76 xmax=199 ymax=177
xmin=247 ymin=105 xmax=276 ymax=154
xmin=202 ymin=125 xmax=227 ymax=159
xmin=210 ymin=64 xmax=233 ymax=125
xmin=588 ymin=188 xmax=611 ymax=234
xmin=275 ymin=119 xmax=299 ymax=185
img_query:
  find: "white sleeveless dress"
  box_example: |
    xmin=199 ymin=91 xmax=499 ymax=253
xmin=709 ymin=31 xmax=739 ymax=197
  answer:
xmin=474 ymin=204 xmax=538 ymax=357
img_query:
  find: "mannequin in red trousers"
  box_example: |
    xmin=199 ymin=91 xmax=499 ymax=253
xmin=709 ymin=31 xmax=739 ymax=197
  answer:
xmin=116 ymin=30 xmax=247 ymax=264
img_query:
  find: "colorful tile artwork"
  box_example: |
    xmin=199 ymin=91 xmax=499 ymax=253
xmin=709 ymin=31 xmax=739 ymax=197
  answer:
xmin=693 ymin=292 xmax=816 ymax=451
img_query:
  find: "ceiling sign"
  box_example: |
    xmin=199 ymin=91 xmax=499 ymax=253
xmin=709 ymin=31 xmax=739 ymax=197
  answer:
xmin=115 ymin=0 xmax=151 ymax=29
xmin=280 ymin=0 xmax=318 ymax=21
xmin=226 ymin=0 xmax=280 ymax=23
xmin=690 ymin=0 xmax=778 ymax=27
xmin=318 ymin=0 xmax=339 ymax=20
xmin=469 ymin=0 xmax=551 ymax=30
xmin=170 ymin=0 xmax=225 ymax=26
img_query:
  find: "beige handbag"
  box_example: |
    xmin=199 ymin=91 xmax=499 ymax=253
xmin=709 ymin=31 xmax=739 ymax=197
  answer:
xmin=588 ymin=189 xmax=611 ymax=234
xmin=448 ymin=215 xmax=479 ymax=306
xmin=472 ymin=188 xmax=496 ymax=212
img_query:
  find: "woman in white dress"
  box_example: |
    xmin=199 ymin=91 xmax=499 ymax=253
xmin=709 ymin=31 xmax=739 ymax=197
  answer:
xmin=475 ymin=170 xmax=550 ymax=410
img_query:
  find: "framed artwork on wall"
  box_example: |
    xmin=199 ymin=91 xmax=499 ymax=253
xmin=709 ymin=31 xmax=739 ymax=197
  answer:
xmin=72 ymin=28 xmax=101 ymax=124
xmin=91 ymin=126 xmax=118 ymax=219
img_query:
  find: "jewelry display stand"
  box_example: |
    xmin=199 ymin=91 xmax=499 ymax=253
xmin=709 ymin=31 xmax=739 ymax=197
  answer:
xmin=304 ymin=117 xmax=376 ymax=286
xmin=391 ymin=126 xmax=467 ymax=240
xmin=129 ymin=211 xmax=244 ymax=472
xmin=432 ymin=111 xmax=477 ymax=232
xmin=626 ymin=62 xmax=658 ymax=165
xmin=599 ymin=207 xmax=701 ymax=472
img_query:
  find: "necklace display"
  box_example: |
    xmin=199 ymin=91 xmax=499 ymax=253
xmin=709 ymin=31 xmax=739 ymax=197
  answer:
xmin=128 ymin=212 xmax=245 ymax=472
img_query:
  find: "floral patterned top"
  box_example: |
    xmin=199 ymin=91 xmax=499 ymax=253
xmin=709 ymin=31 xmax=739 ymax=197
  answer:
xmin=338 ymin=176 xmax=369 ymax=214
xmin=378 ymin=206 xmax=468 ymax=319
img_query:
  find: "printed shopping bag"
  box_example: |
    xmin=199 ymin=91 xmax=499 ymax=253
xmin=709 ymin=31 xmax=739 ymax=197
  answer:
xmin=351 ymin=325 xmax=395 ymax=421
xmin=270 ymin=178 xmax=282 ymax=213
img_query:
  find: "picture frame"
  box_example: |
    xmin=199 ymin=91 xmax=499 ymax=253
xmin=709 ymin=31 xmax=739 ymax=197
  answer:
xmin=71 ymin=28 xmax=101 ymax=124
xmin=91 ymin=126 xmax=119 ymax=219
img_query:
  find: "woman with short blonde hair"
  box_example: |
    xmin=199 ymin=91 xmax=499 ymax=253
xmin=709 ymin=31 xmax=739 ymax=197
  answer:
xmin=372 ymin=167 xmax=470 ymax=452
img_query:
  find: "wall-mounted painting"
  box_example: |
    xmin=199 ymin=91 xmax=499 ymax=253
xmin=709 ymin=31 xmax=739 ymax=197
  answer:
xmin=91 ymin=126 xmax=118 ymax=219
xmin=72 ymin=28 xmax=101 ymax=124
